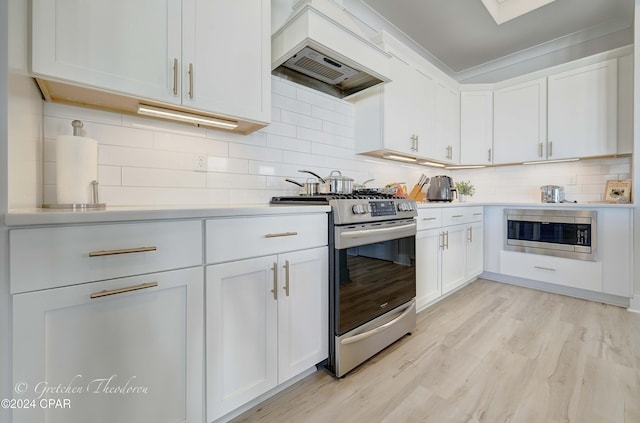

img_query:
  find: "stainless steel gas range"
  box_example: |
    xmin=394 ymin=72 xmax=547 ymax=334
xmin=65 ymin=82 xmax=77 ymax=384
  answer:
xmin=271 ymin=193 xmax=418 ymax=377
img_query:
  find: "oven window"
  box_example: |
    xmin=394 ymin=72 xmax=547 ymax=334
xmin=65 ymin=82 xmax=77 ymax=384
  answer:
xmin=335 ymin=236 xmax=415 ymax=335
xmin=508 ymin=220 xmax=591 ymax=246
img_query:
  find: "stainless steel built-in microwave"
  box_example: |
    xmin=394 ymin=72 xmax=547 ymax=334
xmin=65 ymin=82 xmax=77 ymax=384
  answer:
xmin=504 ymin=209 xmax=597 ymax=261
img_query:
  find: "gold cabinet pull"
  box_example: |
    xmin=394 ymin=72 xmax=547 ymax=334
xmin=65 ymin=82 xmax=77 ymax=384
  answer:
xmin=548 ymin=141 xmax=553 ymax=157
xmin=88 ymin=246 xmax=157 ymax=257
xmin=283 ymin=260 xmax=290 ymax=297
xmin=488 ymin=148 xmax=492 ymax=162
xmin=188 ymin=63 xmax=194 ymax=99
xmin=422 ymin=217 xmax=437 ymax=221
xmin=264 ymin=232 xmax=298 ymax=238
xmin=270 ymin=263 xmax=278 ymax=300
xmin=538 ymin=142 xmax=543 ymax=157
xmin=172 ymin=58 xmax=178 ymax=96
xmin=452 ymin=214 xmax=464 ymax=218
xmin=91 ymin=282 xmax=157 ymax=299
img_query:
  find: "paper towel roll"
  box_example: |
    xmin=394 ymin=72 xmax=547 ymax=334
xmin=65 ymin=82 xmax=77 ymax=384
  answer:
xmin=56 ymin=135 xmax=98 ymax=204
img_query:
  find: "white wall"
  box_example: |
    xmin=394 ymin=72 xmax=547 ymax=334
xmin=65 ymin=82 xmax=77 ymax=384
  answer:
xmin=455 ymin=157 xmax=631 ymax=204
xmin=0 ymin=0 xmax=11 ymax=420
xmin=40 ymin=77 xmax=630 ymax=207
xmin=633 ymin=0 xmax=640 ymax=306
xmin=40 ymin=76 xmax=436 ymax=207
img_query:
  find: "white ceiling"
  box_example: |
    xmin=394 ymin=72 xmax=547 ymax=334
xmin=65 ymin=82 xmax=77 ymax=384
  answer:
xmin=358 ymin=0 xmax=634 ymax=82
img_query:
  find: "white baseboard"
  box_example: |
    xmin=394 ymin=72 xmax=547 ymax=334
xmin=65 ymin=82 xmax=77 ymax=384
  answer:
xmin=628 ymin=295 xmax=640 ymax=313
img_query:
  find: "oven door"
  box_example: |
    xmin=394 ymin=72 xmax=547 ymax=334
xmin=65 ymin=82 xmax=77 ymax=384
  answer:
xmin=333 ymin=219 xmax=416 ymax=336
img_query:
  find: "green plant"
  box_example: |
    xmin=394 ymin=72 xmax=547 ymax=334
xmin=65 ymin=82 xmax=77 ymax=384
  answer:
xmin=455 ymin=180 xmax=475 ymax=196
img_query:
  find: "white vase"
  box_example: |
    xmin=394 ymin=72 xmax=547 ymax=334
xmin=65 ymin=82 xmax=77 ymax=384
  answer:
xmin=459 ymin=194 xmax=467 ymax=202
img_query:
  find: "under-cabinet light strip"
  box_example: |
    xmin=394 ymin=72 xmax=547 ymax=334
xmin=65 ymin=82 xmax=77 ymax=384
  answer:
xmin=522 ymin=158 xmax=580 ymax=165
xmin=137 ymin=104 xmax=238 ymax=130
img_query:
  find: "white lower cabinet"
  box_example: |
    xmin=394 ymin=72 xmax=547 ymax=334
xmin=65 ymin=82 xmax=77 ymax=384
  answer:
xmin=206 ymin=247 xmax=328 ymax=421
xmin=416 ymin=206 xmax=484 ymax=311
xmin=12 ymin=267 xmax=204 ymax=423
xmin=487 ymin=206 xmax=633 ymax=300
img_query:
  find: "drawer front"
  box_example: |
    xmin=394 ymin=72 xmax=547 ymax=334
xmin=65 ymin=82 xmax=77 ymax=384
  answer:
xmin=206 ymin=213 xmax=328 ymax=264
xmin=10 ymin=220 xmax=203 ymax=293
xmin=442 ymin=206 xmax=483 ymax=226
xmin=417 ymin=208 xmax=442 ymax=231
xmin=500 ymin=250 xmax=602 ymax=292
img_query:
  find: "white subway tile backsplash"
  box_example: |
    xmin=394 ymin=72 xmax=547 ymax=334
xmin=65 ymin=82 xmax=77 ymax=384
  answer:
xmin=40 ymin=76 xmax=632 ymax=207
xmin=153 ymin=132 xmax=228 ymax=157
xmin=206 ymin=172 xmax=267 ymax=189
xmin=122 ymin=167 xmax=207 ymax=188
xmin=261 ymin=120 xmax=297 ymax=138
xmin=296 ymin=126 xmax=334 ymax=144
xmin=99 ymin=145 xmax=193 ymax=170
xmin=44 ymin=102 xmax=123 ymax=126
xmin=297 ymin=87 xmax=335 ymax=111
xmin=280 ymin=109 xmax=323 ymax=130
xmin=266 ymin=133 xmax=312 ymax=153
xmin=229 ymin=143 xmax=283 ymax=162
xmin=98 ymin=165 xmax=122 ymax=186
xmin=272 ymin=93 xmax=313 ymax=115
xmin=207 ymin=156 xmax=249 ymax=174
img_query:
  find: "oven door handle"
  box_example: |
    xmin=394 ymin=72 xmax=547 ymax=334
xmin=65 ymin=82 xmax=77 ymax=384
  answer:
xmin=340 ymin=302 xmax=415 ymax=345
xmin=340 ymin=223 xmax=416 ymax=239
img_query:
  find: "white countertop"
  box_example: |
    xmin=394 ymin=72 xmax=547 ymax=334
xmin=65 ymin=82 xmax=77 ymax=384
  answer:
xmin=4 ymin=204 xmax=332 ymax=226
xmin=5 ymin=200 xmax=634 ymax=226
xmin=417 ymin=201 xmax=636 ymax=209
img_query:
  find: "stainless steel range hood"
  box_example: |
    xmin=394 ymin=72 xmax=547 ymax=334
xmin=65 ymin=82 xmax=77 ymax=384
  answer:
xmin=272 ymin=0 xmax=391 ymax=99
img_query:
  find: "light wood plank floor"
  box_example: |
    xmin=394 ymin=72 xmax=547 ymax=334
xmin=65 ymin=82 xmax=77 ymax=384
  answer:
xmin=233 ymin=279 xmax=640 ymax=423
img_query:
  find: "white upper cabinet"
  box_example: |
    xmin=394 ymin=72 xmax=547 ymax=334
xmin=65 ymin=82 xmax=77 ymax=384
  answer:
xmin=32 ymin=0 xmax=182 ymax=104
xmin=493 ymin=78 xmax=547 ymax=164
xmin=433 ymin=82 xmax=461 ymax=164
xmin=547 ymin=59 xmax=617 ymax=159
xmin=182 ymin=0 xmax=270 ymax=122
xmin=460 ymin=90 xmax=493 ymax=165
xmin=409 ymin=67 xmax=437 ymax=156
xmin=354 ymin=32 xmax=459 ymax=164
xmin=31 ymin=0 xmax=270 ymax=133
xmin=355 ymin=55 xmax=436 ymax=158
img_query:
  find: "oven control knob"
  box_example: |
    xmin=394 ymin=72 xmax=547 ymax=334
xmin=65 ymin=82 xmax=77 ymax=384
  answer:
xmin=352 ymin=204 xmax=365 ymax=214
xmin=397 ymin=202 xmax=408 ymax=211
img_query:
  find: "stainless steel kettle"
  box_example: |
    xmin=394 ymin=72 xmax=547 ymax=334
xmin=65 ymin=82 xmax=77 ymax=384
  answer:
xmin=427 ymin=175 xmax=457 ymax=202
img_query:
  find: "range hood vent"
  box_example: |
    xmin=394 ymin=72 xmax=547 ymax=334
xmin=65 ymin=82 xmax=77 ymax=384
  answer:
xmin=272 ymin=0 xmax=391 ymax=99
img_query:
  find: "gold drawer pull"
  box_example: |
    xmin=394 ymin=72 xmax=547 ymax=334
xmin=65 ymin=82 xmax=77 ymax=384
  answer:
xmin=264 ymin=232 xmax=298 ymax=238
xmin=91 ymin=282 xmax=158 ymax=299
xmin=452 ymin=214 xmax=464 ymax=218
xmin=422 ymin=217 xmax=437 ymax=221
xmin=89 ymin=246 xmax=157 ymax=257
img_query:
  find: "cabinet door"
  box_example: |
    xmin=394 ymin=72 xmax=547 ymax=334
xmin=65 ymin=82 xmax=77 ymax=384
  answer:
xmin=547 ymin=59 xmax=617 ymax=159
xmin=493 ymin=78 xmax=547 ymax=164
xmin=410 ymin=68 xmax=436 ymax=156
xmin=206 ymin=256 xmax=278 ymax=422
xmin=460 ymin=91 xmax=493 ymax=165
xmin=434 ymin=82 xmax=460 ymax=163
xmin=416 ymin=228 xmax=442 ymax=311
xmin=277 ymin=247 xmax=328 ymax=383
xmin=382 ymin=55 xmax=412 ymax=155
xmin=32 ymin=0 xmax=182 ymax=104
xmin=12 ymin=268 xmax=203 ymax=423
xmin=182 ymin=0 xmax=270 ymax=122
xmin=441 ymin=225 xmax=467 ymax=294
xmin=465 ymin=221 xmax=484 ymax=279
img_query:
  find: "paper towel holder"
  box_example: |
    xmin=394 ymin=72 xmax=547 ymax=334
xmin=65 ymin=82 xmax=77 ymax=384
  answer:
xmin=42 ymin=120 xmax=106 ymax=211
